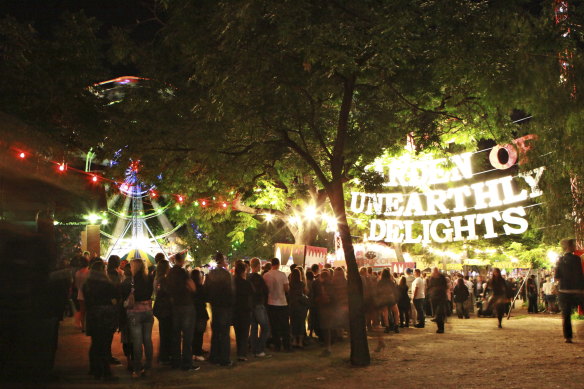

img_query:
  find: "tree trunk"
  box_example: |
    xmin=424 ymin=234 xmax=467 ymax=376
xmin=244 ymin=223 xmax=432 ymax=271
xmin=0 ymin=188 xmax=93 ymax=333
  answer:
xmin=393 ymin=243 xmax=405 ymax=262
xmin=327 ymin=179 xmax=370 ymax=366
xmin=290 ymin=221 xmax=319 ymax=246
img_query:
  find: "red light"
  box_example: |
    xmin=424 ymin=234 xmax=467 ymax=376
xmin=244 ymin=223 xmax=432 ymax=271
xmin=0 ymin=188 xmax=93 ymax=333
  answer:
xmin=91 ymin=175 xmax=98 ymax=183
xmin=18 ymin=152 xmax=26 ymax=159
xmin=150 ymin=190 xmax=158 ymax=198
xmin=201 ymin=200 xmax=207 ymax=207
xmin=58 ymin=163 xmax=66 ymax=172
xmin=222 ymin=202 xmax=228 ymax=209
xmin=178 ymin=195 xmax=184 ymax=203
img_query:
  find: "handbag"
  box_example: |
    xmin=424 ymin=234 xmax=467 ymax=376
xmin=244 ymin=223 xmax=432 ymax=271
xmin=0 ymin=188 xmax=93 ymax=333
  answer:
xmin=124 ymin=278 xmax=135 ymax=309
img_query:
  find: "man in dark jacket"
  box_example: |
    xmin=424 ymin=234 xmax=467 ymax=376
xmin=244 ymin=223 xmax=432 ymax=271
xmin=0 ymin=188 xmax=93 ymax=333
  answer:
xmin=427 ymin=267 xmax=448 ymax=334
xmin=249 ymin=257 xmax=271 ymax=357
xmin=167 ymin=253 xmax=197 ymax=370
xmin=555 ymin=239 xmax=584 ymax=343
xmin=206 ymin=252 xmax=234 ymax=366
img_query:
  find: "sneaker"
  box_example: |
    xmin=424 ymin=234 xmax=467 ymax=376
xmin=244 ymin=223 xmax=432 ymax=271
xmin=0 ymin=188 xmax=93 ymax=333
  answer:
xmin=414 ymin=324 xmax=424 ymax=328
xmin=109 ymin=357 xmax=122 ymax=365
xmin=436 ymin=329 xmax=444 ymax=334
xmin=254 ymin=352 xmax=272 ymax=358
xmin=182 ymin=365 xmax=201 ymax=371
xmin=237 ymin=357 xmax=248 ymax=362
xmin=219 ymin=361 xmax=234 ymax=368
xmin=193 ymin=355 xmax=205 ymax=361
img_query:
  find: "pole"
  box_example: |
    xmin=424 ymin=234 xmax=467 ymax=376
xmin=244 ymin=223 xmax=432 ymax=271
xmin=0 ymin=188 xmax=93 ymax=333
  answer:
xmin=507 ymin=268 xmax=531 ymax=319
xmin=105 ymin=220 xmax=132 ymax=260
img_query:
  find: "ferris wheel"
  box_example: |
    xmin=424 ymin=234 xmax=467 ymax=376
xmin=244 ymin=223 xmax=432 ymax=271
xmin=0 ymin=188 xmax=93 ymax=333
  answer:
xmin=100 ymin=161 xmax=183 ymax=264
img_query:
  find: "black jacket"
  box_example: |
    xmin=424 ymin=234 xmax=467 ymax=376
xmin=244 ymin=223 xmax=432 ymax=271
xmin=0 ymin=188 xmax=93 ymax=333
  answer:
xmin=555 ymin=253 xmax=584 ymax=291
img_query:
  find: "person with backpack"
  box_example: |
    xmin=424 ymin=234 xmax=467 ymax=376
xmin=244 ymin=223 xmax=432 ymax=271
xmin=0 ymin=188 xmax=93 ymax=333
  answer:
xmin=453 ymin=278 xmax=470 ymax=319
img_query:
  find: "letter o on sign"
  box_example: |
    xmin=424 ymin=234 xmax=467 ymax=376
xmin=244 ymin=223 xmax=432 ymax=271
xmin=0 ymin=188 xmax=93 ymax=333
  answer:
xmin=489 ymin=144 xmax=518 ymax=170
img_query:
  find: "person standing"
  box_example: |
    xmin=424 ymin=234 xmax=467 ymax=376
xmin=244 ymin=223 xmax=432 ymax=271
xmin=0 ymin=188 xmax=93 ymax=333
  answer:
xmin=427 ymin=268 xmax=448 ymax=334
xmin=74 ymin=258 xmax=90 ymax=331
xmin=121 ymin=258 xmax=154 ymax=378
xmin=206 ymin=252 xmax=234 ymax=366
xmin=412 ymin=269 xmax=426 ymax=328
xmin=289 ymin=268 xmax=309 ymax=348
xmin=263 ymin=258 xmax=291 ymax=352
xmin=167 ymin=253 xmax=198 ymax=371
xmin=405 ymin=268 xmax=416 ymax=326
xmin=397 ymin=276 xmax=410 ymax=327
xmin=453 ymin=278 xmax=470 ymax=319
xmin=83 ymin=261 xmax=118 ymax=381
xmin=463 ymin=275 xmax=475 ymax=314
xmin=249 ymin=257 xmax=271 ymax=357
xmin=555 ymin=239 xmax=584 ymax=343
xmin=542 ymin=277 xmax=556 ymax=314
xmin=153 ymin=260 xmax=172 ymax=365
xmin=233 ymin=260 xmax=253 ymax=361
xmin=527 ymin=276 xmax=539 ymax=314
xmin=191 ymin=269 xmax=209 ymax=362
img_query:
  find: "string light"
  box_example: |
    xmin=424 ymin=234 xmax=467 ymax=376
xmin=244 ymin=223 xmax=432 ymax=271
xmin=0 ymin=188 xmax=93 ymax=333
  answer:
xmin=91 ymin=175 xmax=99 ymax=183
xmin=58 ymin=163 xmax=67 ymax=172
xmin=18 ymin=152 xmax=26 ymax=159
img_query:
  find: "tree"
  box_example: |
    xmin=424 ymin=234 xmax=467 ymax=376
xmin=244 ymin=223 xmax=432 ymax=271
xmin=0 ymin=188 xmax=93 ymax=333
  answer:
xmin=95 ymin=0 xmax=561 ymax=365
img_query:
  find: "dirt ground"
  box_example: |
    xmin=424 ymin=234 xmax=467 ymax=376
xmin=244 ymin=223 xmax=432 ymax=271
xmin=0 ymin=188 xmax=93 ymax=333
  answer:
xmin=12 ymin=306 xmax=584 ymax=389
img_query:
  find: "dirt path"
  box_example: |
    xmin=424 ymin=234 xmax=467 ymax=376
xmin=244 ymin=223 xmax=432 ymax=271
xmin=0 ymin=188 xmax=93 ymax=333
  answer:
xmin=14 ymin=307 xmax=584 ymax=389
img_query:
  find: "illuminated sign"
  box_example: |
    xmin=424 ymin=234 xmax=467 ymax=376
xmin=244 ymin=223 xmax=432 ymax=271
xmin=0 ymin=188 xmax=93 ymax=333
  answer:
xmin=351 ymin=136 xmax=542 ymax=243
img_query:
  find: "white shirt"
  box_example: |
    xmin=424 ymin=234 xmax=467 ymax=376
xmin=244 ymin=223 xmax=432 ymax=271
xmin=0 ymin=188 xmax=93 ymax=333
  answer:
xmin=406 ymin=275 xmax=416 ymax=297
xmin=464 ymin=279 xmax=474 ymax=295
xmin=412 ymin=277 xmax=426 ymax=299
xmin=263 ymin=269 xmax=289 ymax=306
xmin=542 ymin=281 xmax=554 ymax=295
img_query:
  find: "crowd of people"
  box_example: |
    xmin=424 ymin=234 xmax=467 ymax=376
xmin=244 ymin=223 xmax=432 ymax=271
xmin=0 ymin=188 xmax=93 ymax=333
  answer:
xmin=60 ymin=247 xmax=562 ymax=382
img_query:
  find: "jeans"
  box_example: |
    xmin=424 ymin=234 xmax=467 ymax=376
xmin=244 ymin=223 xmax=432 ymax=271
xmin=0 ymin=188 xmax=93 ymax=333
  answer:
xmin=413 ymin=298 xmax=425 ymax=326
xmin=250 ymin=305 xmax=270 ymax=355
xmin=456 ymin=301 xmax=469 ymax=319
xmin=233 ymin=311 xmax=251 ymax=358
xmin=209 ymin=305 xmax=233 ymax=365
xmin=171 ymin=305 xmax=196 ymax=368
xmin=432 ymin=299 xmax=447 ymax=331
xmin=559 ymin=293 xmax=584 ymax=339
xmin=157 ymin=316 xmax=172 ymax=362
xmin=127 ymin=310 xmax=154 ymax=373
xmin=267 ymin=305 xmax=291 ymax=351
xmin=192 ymin=318 xmax=208 ymax=356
